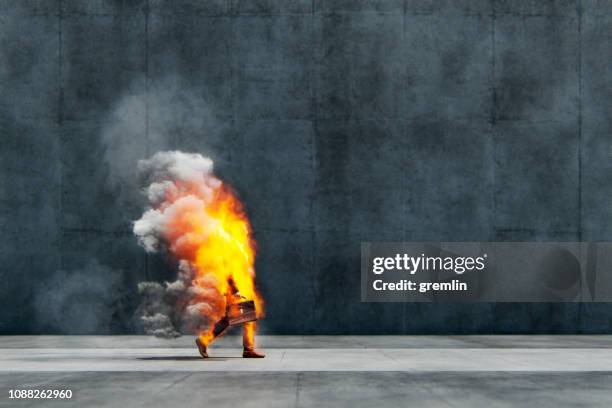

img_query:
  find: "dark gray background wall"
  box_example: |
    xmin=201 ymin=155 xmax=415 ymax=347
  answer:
xmin=1 ymin=0 xmax=611 ymax=334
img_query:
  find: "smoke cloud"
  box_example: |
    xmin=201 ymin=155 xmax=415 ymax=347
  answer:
xmin=101 ymin=76 xmax=225 ymax=201
xmin=97 ymin=76 xmax=235 ymax=339
xmin=33 ymin=261 xmax=124 ymax=334
xmin=134 ymin=151 xmax=227 ymax=338
xmin=137 ymin=260 xmax=220 ymax=338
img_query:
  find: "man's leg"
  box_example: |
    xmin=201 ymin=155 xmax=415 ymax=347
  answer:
xmin=242 ymin=321 xmax=265 ymax=358
xmin=196 ymin=317 xmax=230 ymax=358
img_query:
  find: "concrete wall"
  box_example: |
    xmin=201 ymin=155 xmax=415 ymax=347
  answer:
xmin=1 ymin=0 xmax=611 ymax=334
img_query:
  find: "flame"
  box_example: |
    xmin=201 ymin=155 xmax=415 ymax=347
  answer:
xmin=196 ymin=186 xmax=260 ymax=306
xmin=162 ymin=181 xmax=263 ymax=346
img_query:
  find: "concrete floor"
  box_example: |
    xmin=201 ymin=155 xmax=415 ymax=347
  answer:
xmin=1 ymin=336 xmax=612 ymax=407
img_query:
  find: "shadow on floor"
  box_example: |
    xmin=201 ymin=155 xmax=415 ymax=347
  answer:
xmin=138 ymin=356 xmax=238 ymax=361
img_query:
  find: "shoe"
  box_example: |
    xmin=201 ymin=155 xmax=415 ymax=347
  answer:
xmin=243 ymin=348 xmax=265 ymax=358
xmin=195 ymin=338 xmax=209 ymax=358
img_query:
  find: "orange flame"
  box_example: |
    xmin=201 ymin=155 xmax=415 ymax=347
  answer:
xmin=196 ymin=186 xmax=262 ymax=311
xmin=162 ymin=182 xmax=263 ymax=346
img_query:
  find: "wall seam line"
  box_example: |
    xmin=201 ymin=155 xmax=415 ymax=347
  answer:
xmin=144 ymin=0 xmax=150 ymax=281
xmin=57 ymin=0 xmax=64 ymax=273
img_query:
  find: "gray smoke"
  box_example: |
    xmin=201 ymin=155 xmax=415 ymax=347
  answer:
xmin=137 ymin=258 xmax=224 ymax=338
xmin=33 ymin=261 xmax=124 ymax=334
xmin=133 ymin=150 xmax=220 ymax=253
xmin=138 ymin=260 xmax=198 ymax=338
xmin=101 ymin=76 xmax=224 ymax=202
xmin=98 ymin=76 xmax=229 ymax=338
xmin=133 ymin=151 xmax=227 ymax=338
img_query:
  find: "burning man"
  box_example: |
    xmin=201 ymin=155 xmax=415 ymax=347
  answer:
xmin=195 ymin=278 xmax=265 ymax=358
xmin=133 ymin=151 xmax=265 ymax=359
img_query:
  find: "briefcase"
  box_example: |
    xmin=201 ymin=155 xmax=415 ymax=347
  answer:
xmin=227 ymin=300 xmax=257 ymax=326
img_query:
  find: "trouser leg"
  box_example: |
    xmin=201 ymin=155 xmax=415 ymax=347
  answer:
xmin=243 ymin=321 xmax=255 ymax=350
xmin=212 ymin=316 xmax=230 ymax=340
xmin=242 ymin=321 xmax=264 ymax=358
